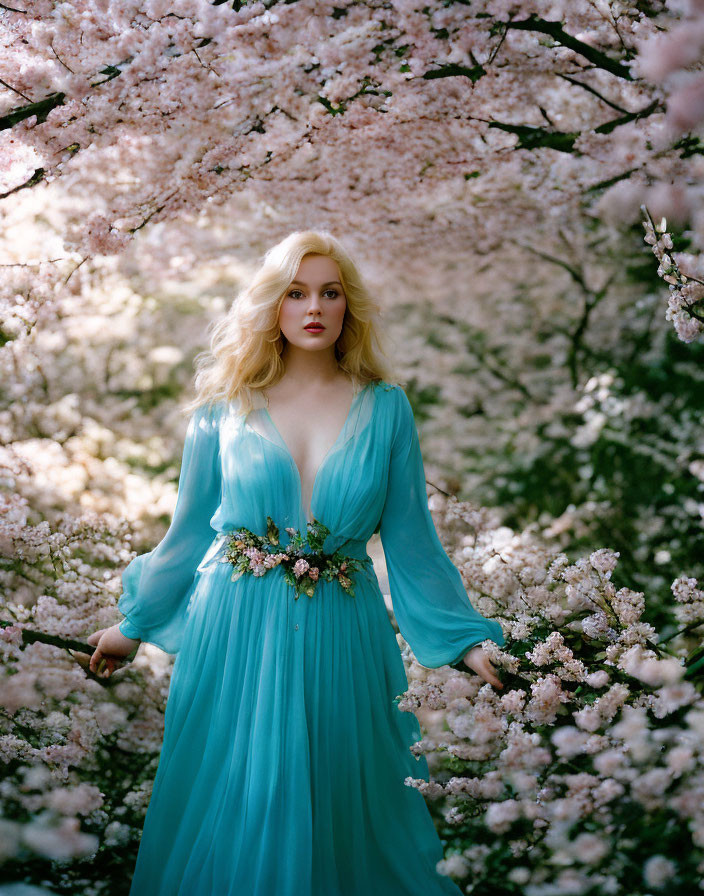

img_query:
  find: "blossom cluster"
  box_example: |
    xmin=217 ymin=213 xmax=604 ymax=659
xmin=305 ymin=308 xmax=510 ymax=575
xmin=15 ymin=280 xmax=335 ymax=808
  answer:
xmin=394 ymin=493 xmax=704 ymax=895
xmin=642 ymin=208 xmax=704 ymax=343
xmin=220 ymin=514 xmax=365 ymax=598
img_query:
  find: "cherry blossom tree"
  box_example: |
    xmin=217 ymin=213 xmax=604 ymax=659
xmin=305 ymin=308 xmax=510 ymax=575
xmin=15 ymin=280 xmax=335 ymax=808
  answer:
xmin=1 ymin=1 xmax=703 ymax=893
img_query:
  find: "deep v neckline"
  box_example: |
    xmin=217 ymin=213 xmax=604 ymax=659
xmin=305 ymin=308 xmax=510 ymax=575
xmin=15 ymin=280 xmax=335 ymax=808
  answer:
xmin=260 ymin=380 xmax=368 ymax=526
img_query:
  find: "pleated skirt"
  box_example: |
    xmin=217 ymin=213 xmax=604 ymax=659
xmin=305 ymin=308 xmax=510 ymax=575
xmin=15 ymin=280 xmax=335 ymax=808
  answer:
xmin=126 ymin=559 xmax=463 ymax=896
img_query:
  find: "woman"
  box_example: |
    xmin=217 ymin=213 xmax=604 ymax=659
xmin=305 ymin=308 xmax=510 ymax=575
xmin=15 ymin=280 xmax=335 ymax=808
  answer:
xmin=87 ymin=231 xmax=505 ymax=896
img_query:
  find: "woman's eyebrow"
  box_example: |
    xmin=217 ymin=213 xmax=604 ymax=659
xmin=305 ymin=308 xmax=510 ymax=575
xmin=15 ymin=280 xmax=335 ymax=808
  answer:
xmin=290 ymin=280 xmax=343 ymax=287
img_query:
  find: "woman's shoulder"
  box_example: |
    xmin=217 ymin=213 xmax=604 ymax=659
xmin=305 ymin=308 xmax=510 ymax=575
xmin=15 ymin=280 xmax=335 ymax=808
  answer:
xmin=370 ymin=380 xmax=414 ymax=428
xmin=191 ymin=398 xmax=227 ymax=429
xmin=372 ymin=379 xmax=410 ymax=406
xmin=371 ymin=378 xmax=405 ymax=396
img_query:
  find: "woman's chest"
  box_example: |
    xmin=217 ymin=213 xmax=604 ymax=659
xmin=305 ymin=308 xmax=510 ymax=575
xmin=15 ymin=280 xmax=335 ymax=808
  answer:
xmin=216 ymin=406 xmax=392 ymax=533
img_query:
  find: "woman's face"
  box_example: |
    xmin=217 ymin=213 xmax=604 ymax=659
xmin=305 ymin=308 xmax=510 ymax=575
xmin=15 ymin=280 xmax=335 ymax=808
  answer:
xmin=278 ymin=254 xmax=347 ymax=354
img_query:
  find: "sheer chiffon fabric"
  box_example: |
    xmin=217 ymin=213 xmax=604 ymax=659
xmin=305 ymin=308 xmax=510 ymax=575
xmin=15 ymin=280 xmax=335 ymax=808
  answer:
xmin=117 ymin=380 xmax=505 ymax=896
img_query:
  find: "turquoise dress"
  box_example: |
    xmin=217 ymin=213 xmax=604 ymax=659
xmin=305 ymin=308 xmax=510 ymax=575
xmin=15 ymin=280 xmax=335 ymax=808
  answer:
xmin=117 ymin=379 xmax=505 ymax=896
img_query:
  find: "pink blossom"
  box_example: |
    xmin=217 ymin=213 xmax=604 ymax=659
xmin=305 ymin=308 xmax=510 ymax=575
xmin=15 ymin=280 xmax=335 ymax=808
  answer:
xmin=293 ymin=558 xmax=310 ymax=578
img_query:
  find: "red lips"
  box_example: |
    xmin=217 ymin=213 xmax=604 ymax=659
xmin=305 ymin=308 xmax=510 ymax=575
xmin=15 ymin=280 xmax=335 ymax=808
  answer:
xmin=304 ymin=323 xmax=325 ymax=331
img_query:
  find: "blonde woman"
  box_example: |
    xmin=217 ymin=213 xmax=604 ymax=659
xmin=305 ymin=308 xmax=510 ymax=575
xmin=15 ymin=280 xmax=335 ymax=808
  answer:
xmin=88 ymin=231 xmax=504 ymax=896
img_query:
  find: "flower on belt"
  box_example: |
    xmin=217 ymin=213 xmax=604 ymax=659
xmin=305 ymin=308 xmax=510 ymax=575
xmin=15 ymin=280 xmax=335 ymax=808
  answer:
xmin=219 ymin=515 xmax=366 ymax=599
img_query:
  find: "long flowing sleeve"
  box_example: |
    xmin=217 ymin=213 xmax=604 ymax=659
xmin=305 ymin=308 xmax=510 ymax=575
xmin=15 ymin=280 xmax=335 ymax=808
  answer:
xmin=379 ymin=387 xmax=505 ymax=670
xmin=116 ymin=402 xmax=222 ymax=654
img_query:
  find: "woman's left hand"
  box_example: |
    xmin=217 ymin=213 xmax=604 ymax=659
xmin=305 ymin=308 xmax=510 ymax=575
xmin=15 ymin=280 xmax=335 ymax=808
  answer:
xmin=461 ymin=645 xmax=503 ymax=689
xmin=85 ymin=624 xmax=140 ymax=679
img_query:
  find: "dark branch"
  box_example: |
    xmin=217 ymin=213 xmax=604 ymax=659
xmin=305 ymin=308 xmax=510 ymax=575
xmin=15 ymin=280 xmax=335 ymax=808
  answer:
xmin=0 ymin=91 xmax=65 ymax=130
xmin=504 ymin=15 xmax=635 ymax=80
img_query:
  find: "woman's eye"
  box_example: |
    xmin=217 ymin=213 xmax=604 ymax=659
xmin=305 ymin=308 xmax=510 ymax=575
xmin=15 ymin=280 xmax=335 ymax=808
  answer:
xmin=287 ymin=289 xmax=341 ymax=299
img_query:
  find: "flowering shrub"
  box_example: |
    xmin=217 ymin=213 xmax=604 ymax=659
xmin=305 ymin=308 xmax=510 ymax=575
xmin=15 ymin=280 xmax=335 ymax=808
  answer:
xmin=395 ymin=497 xmax=704 ymax=895
xmin=0 ymin=503 xmax=189 ymax=888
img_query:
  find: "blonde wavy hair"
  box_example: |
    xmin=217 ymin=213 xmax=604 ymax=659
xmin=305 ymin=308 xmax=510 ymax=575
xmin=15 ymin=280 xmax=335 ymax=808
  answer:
xmin=182 ymin=230 xmax=400 ymax=418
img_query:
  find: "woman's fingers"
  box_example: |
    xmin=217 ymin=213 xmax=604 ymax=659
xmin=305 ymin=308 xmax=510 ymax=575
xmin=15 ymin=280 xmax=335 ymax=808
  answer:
xmin=479 ymin=659 xmax=503 ymax=689
xmin=88 ymin=642 xmax=113 ymax=678
xmin=89 ymin=646 xmax=103 ymax=675
xmin=464 ymin=654 xmax=503 ymax=689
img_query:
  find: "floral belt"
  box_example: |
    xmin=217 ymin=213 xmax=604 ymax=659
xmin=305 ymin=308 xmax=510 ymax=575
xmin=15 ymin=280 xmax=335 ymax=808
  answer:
xmin=215 ymin=516 xmax=371 ymax=599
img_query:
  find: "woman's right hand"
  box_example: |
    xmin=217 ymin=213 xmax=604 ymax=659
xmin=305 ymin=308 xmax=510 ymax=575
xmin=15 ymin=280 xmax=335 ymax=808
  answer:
xmin=86 ymin=624 xmax=141 ymax=679
xmin=460 ymin=645 xmax=504 ymax=690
